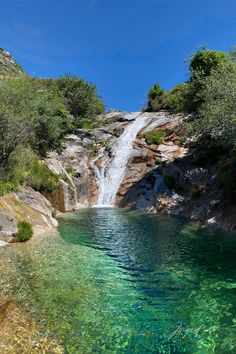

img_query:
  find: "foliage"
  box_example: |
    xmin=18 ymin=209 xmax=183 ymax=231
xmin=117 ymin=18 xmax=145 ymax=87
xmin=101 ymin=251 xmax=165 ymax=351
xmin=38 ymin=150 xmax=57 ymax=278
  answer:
xmin=147 ymin=83 xmax=191 ymax=113
xmin=155 ymin=157 xmax=163 ymax=165
xmin=7 ymin=145 xmax=37 ymax=184
xmin=0 ymin=181 xmax=19 ymax=196
xmin=147 ymin=83 xmax=165 ymax=111
xmin=146 ymin=49 xmax=230 ymax=114
xmin=56 ymin=75 xmax=105 ymax=128
xmin=6 ymin=145 xmax=59 ymax=193
xmin=0 ymin=77 xmax=72 ymax=162
xmin=26 ymin=161 xmax=59 ymax=192
xmin=188 ymin=62 xmax=236 ymax=148
xmin=15 ymin=220 xmax=33 ymax=242
xmin=145 ymin=131 xmax=166 ymax=145
xmin=65 ymin=165 xmax=76 ymax=175
xmin=189 ymin=49 xmax=228 ymax=80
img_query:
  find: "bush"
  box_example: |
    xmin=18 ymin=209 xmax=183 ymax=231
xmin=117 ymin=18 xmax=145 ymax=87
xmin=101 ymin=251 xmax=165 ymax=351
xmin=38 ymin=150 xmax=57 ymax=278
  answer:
xmin=56 ymin=75 xmax=105 ymax=128
xmin=15 ymin=221 xmax=33 ymax=242
xmin=26 ymin=161 xmax=59 ymax=192
xmin=187 ymin=61 xmax=236 ymax=147
xmin=146 ymin=49 xmax=230 ymax=114
xmin=7 ymin=145 xmax=37 ymax=184
xmin=155 ymin=157 xmax=163 ymax=165
xmin=0 ymin=181 xmax=19 ymax=196
xmin=0 ymin=78 xmax=72 ymax=162
xmin=145 ymin=131 xmax=166 ymax=145
xmin=190 ymin=49 xmax=229 ymax=80
xmin=6 ymin=145 xmax=59 ymax=193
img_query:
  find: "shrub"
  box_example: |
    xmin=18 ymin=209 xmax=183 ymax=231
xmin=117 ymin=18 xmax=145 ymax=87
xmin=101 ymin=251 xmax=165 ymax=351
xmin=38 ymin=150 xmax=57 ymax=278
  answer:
xmin=26 ymin=161 xmax=59 ymax=192
xmin=56 ymin=75 xmax=105 ymax=128
xmin=7 ymin=145 xmax=37 ymax=184
xmin=0 ymin=77 xmax=72 ymax=162
xmin=0 ymin=181 xmax=19 ymax=196
xmin=15 ymin=221 xmax=33 ymax=242
xmin=147 ymin=83 xmax=165 ymax=111
xmin=190 ymin=49 xmax=229 ymax=80
xmin=187 ymin=62 xmax=236 ymax=147
xmin=65 ymin=165 xmax=75 ymax=175
xmin=145 ymin=131 xmax=166 ymax=145
xmin=155 ymin=157 xmax=163 ymax=165
xmin=6 ymin=145 xmax=59 ymax=192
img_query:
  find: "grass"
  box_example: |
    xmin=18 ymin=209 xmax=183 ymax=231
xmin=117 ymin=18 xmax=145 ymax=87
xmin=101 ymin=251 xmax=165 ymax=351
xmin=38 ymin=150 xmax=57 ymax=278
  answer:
xmin=15 ymin=220 xmax=33 ymax=242
xmin=145 ymin=131 xmax=166 ymax=145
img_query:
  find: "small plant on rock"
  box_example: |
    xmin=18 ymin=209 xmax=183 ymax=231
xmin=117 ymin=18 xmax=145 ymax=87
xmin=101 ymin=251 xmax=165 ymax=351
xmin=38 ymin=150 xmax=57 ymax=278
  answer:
xmin=145 ymin=131 xmax=166 ymax=145
xmin=15 ymin=221 xmax=33 ymax=242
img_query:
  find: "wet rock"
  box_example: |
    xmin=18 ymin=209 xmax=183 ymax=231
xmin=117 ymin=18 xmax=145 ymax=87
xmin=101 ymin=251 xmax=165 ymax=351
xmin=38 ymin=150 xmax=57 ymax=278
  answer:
xmin=0 ymin=212 xmax=17 ymax=242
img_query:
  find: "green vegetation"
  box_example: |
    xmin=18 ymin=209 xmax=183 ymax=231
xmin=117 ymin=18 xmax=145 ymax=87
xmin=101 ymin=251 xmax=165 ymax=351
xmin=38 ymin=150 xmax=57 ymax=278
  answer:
xmin=0 ymin=181 xmax=19 ymax=196
xmin=147 ymin=47 xmax=236 ymax=150
xmin=5 ymin=145 xmax=59 ymax=193
xmin=56 ymin=75 xmax=105 ymax=128
xmin=145 ymin=131 xmax=166 ymax=145
xmin=0 ymin=51 xmax=105 ymax=196
xmin=15 ymin=220 xmax=33 ymax=242
xmin=147 ymin=49 xmax=229 ymax=114
xmin=155 ymin=157 xmax=163 ymax=165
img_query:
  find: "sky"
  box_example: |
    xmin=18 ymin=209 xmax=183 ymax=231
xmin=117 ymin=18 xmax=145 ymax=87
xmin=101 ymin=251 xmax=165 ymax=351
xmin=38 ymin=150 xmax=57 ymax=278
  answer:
xmin=1 ymin=0 xmax=236 ymax=111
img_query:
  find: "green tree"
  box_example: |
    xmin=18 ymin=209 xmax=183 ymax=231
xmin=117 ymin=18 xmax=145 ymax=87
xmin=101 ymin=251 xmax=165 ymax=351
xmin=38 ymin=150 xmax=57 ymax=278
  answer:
xmin=190 ymin=49 xmax=229 ymax=79
xmin=0 ymin=78 xmax=71 ymax=162
xmin=147 ymin=83 xmax=165 ymax=111
xmin=188 ymin=61 xmax=236 ymax=147
xmin=56 ymin=75 xmax=105 ymax=127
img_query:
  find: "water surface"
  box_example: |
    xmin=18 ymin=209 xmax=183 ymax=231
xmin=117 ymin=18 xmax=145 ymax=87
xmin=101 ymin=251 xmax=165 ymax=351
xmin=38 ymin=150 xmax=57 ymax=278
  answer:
xmin=0 ymin=209 xmax=235 ymax=353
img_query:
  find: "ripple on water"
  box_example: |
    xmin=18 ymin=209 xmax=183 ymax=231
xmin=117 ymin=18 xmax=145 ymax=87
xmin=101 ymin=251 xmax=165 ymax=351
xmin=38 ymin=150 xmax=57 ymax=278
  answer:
xmin=0 ymin=208 xmax=235 ymax=353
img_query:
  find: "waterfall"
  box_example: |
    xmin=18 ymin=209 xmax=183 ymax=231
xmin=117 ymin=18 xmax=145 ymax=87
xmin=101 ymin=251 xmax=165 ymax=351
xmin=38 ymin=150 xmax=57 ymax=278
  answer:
xmin=93 ymin=113 xmax=149 ymax=207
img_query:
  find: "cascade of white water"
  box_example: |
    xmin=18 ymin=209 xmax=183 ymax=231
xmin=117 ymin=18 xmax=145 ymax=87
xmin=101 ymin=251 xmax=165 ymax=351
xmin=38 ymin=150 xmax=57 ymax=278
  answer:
xmin=93 ymin=113 xmax=149 ymax=207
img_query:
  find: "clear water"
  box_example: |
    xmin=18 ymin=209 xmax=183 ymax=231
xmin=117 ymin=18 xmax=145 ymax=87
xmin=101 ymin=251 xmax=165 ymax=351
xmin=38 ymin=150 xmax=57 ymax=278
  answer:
xmin=0 ymin=208 xmax=236 ymax=353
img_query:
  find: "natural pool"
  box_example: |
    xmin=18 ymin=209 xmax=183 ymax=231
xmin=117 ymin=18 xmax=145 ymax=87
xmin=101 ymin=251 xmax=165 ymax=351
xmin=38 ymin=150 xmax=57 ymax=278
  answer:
xmin=0 ymin=208 xmax=235 ymax=353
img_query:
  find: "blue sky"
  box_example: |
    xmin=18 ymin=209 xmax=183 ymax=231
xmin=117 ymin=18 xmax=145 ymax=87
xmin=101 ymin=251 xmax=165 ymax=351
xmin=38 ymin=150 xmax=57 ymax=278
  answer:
xmin=1 ymin=0 xmax=236 ymax=111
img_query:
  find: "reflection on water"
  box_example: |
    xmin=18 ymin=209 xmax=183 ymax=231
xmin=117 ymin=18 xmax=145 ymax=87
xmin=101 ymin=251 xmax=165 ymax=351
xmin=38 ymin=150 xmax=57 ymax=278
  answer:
xmin=0 ymin=208 xmax=235 ymax=353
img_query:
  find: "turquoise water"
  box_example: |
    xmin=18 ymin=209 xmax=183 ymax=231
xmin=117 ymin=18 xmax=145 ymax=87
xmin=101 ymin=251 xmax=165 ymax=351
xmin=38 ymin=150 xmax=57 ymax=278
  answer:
xmin=0 ymin=208 xmax=236 ymax=353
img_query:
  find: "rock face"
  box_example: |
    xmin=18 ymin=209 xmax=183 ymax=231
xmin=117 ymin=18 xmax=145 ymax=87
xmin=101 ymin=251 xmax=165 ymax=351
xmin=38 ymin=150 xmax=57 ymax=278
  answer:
xmin=0 ymin=109 xmax=229 ymax=236
xmin=43 ymin=109 xmax=235 ymax=231
xmin=0 ymin=48 xmax=24 ymax=78
xmin=0 ymin=188 xmax=58 ymax=244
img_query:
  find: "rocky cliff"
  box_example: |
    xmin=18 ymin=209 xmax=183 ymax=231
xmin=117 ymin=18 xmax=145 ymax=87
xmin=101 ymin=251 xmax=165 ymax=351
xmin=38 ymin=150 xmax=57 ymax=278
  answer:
xmin=0 ymin=109 xmax=234 ymax=245
xmin=0 ymin=188 xmax=58 ymax=246
xmin=44 ymin=110 xmax=235 ymax=232
xmin=0 ymin=48 xmax=24 ymax=78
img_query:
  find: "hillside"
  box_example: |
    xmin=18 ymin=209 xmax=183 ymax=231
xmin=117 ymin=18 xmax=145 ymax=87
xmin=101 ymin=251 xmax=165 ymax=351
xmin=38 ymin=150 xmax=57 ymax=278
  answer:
xmin=0 ymin=48 xmax=24 ymax=78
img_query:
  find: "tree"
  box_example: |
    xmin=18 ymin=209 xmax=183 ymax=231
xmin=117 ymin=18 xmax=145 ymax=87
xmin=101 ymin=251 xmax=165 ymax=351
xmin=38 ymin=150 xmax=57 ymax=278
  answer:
xmin=188 ymin=61 xmax=236 ymax=147
xmin=56 ymin=75 xmax=105 ymax=127
xmin=147 ymin=83 xmax=165 ymax=111
xmin=0 ymin=78 xmax=71 ymax=162
xmin=190 ymin=49 xmax=228 ymax=80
